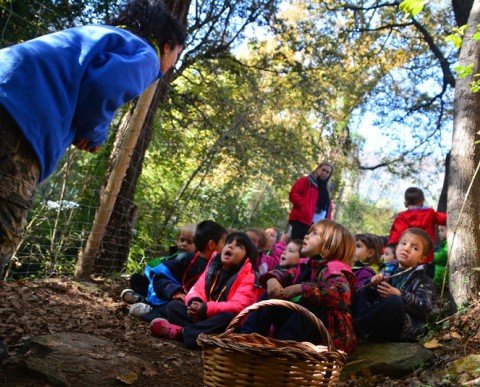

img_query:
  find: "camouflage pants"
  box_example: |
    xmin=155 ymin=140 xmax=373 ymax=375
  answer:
xmin=0 ymin=107 xmax=39 ymax=279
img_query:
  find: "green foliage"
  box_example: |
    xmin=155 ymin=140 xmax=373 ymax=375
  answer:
xmin=336 ymin=193 xmax=394 ymax=236
xmin=445 ymin=25 xmax=468 ymax=49
xmin=454 ymin=63 xmax=474 ymax=79
xmin=399 ymin=0 xmax=428 ymax=17
xmin=0 ymin=0 xmax=120 ymax=48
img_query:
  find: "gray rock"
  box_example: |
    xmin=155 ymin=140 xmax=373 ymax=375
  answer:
xmin=19 ymin=332 xmax=154 ymax=386
xmin=341 ymin=342 xmax=433 ymax=380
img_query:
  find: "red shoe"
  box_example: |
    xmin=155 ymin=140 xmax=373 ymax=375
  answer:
xmin=150 ymin=318 xmax=182 ymax=340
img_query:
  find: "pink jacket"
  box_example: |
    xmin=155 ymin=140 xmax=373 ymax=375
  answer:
xmin=288 ymin=175 xmax=333 ymax=225
xmin=185 ymin=256 xmax=257 ymax=318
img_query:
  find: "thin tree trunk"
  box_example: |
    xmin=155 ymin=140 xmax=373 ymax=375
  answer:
xmin=447 ymin=0 xmax=480 ymax=306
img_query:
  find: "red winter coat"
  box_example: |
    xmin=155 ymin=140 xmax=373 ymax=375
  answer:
xmin=288 ymin=175 xmax=333 ymax=226
xmin=387 ymin=207 xmax=447 ymax=263
xmin=185 ymin=255 xmax=257 ymax=318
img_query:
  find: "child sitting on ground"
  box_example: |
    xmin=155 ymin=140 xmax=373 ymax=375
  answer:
xmin=259 ymin=239 xmax=303 ymax=297
xmin=433 ymin=225 xmax=448 ymax=288
xmin=121 ymin=224 xmax=196 ymax=306
xmin=125 ymin=220 xmax=227 ymax=320
xmin=352 ymin=233 xmax=382 ymax=285
xmin=241 ymin=219 xmax=357 ymax=354
xmin=264 ymin=227 xmax=280 ymax=255
xmin=246 ymin=227 xmax=283 ymax=274
xmin=353 ymin=228 xmax=435 ymax=342
xmin=149 ymin=232 xmax=257 ymax=348
xmin=387 ymin=187 xmax=446 ymax=277
xmin=380 ymin=244 xmax=397 ymax=277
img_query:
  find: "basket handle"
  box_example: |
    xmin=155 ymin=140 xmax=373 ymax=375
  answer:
xmin=222 ymin=299 xmax=336 ymax=351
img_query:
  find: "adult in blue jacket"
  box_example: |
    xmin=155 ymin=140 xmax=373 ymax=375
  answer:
xmin=0 ymin=0 xmax=186 ymax=279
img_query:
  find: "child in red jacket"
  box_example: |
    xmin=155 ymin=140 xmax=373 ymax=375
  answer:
xmin=387 ymin=187 xmax=446 ymax=277
xmin=150 ymin=232 xmax=257 ymax=348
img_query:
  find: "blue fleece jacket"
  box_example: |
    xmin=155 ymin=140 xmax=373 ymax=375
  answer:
xmin=0 ymin=25 xmax=161 ymax=181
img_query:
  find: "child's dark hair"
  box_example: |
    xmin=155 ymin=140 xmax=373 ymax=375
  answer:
xmin=111 ymin=0 xmax=186 ymax=54
xmin=225 ymin=231 xmax=257 ymax=265
xmin=245 ymin=228 xmax=266 ymax=250
xmin=355 ymin=233 xmax=382 ymax=266
xmin=400 ymin=228 xmax=433 ymax=256
xmin=289 ymin=239 xmax=306 ymax=257
xmin=193 ymin=220 xmax=227 ymax=252
xmin=404 ymin=187 xmax=425 ymax=206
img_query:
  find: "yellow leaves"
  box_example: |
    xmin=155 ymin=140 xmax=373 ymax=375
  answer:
xmin=424 ymin=331 xmax=463 ymax=349
xmin=278 ymin=2 xmax=309 ymax=25
xmin=423 ymin=338 xmax=443 ymax=349
xmin=116 ymin=372 xmax=138 ymax=385
xmin=450 ymin=331 xmax=462 ymax=340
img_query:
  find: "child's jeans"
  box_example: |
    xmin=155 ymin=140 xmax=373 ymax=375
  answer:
xmin=353 ymin=291 xmax=405 ymax=342
xmin=240 ymin=294 xmax=327 ymax=345
xmin=167 ymin=300 xmax=235 ymax=349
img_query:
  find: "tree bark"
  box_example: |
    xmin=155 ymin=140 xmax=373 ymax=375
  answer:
xmin=447 ymin=0 xmax=480 ymax=306
xmin=437 ymin=151 xmax=450 ymax=213
xmin=452 ymin=0 xmax=474 ymax=27
xmin=93 ymin=0 xmax=192 ymax=274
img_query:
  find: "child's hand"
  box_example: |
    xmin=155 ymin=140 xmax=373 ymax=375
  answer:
xmin=280 ymin=233 xmax=290 ymax=243
xmin=267 ymin=278 xmax=284 ymax=299
xmin=376 ymin=282 xmax=401 ymax=297
xmin=172 ymin=291 xmax=186 ymax=302
xmin=370 ymin=273 xmax=385 ymax=286
xmin=281 ymin=284 xmax=302 ymax=300
xmin=187 ymin=300 xmax=203 ymax=321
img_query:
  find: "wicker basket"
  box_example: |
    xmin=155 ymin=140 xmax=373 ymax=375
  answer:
xmin=197 ymin=299 xmax=346 ymax=386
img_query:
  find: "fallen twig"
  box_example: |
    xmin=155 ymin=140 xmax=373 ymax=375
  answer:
xmin=436 ymin=297 xmax=480 ymax=325
xmin=357 ymin=267 xmax=413 ymax=291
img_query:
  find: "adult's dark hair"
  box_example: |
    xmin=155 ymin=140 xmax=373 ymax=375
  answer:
xmin=111 ymin=0 xmax=186 ymax=53
xmin=193 ymin=220 xmax=227 ymax=252
xmin=404 ymin=187 xmax=425 ymax=206
xmin=225 ymin=231 xmax=257 ymax=265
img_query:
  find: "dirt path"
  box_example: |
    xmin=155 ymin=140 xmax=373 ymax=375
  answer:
xmin=0 ymin=278 xmax=203 ymax=386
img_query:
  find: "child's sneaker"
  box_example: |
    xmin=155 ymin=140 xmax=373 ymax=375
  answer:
xmin=121 ymin=289 xmax=144 ymax=304
xmin=128 ymin=302 xmax=152 ymax=317
xmin=150 ymin=318 xmax=182 ymax=340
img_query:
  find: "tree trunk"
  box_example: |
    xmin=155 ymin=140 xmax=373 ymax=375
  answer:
xmin=437 ymin=151 xmax=450 ymax=212
xmin=93 ymin=0 xmax=191 ymax=274
xmin=447 ymin=0 xmax=480 ymax=306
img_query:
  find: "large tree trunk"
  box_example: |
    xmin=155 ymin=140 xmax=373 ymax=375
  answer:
xmin=437 ymin=151 xmax=450 ymax=212
xmin=93 ymin=0 xmax=191 ymax=274
xmin=447 ymin=0 xmax=480 ymax=306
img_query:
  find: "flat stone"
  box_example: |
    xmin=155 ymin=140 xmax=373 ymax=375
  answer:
xmin=341 ymin=342 xmax=433 ymax=379
xmin=19 ymin=332 xmax=154 ymax=386
xmin=446 ymin=354 xmax=480 ymax=384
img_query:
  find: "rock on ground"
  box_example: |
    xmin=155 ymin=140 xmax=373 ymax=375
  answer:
xmin=341 ymin=342 xmax=433 ymax=380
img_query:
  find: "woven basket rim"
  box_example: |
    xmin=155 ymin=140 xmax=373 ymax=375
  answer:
xmin=197 ymin=332 xmax=347 ymax=362
xmin=197 ymin=299 xmax=346 ymax=363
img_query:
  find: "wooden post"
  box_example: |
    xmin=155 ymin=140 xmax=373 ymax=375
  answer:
xmin=75 ymin=80 xmax=159 ymax=280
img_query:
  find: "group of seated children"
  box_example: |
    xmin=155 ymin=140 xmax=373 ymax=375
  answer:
xmin=120 ymin=186 xmax=447 ymax=356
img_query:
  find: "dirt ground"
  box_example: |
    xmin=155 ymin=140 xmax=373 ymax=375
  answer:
xmin=0 ymin=277 xmax=479 ymax=386
xmin=0 ymin=277 xmax=203 ymax=386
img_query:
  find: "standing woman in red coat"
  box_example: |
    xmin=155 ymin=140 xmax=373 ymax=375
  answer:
xmin=288 ymin=161 xmax=334 ymax=240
